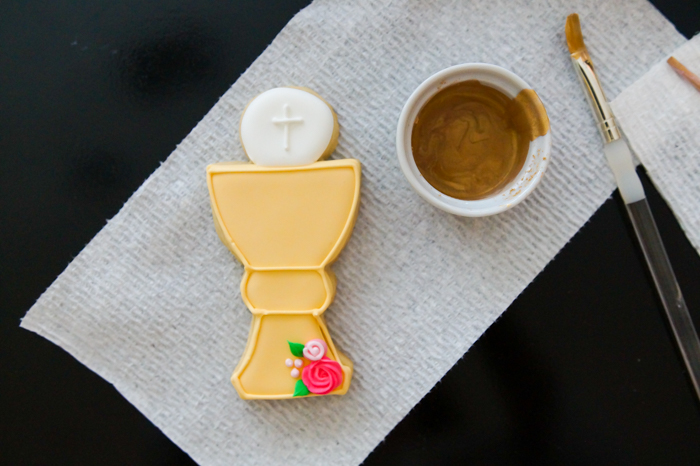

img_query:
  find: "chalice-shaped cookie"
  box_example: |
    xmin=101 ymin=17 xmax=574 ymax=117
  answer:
xmin=206 ymin=87 xmax=359 ymax=399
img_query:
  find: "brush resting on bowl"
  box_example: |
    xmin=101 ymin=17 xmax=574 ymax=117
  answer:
xmin=206 ymin=87 xmax=359 ymax=400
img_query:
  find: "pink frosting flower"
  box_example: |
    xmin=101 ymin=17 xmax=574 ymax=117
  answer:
xmin=301 ymin=357 xmax=343 ymax=395
xmin=303 ymin=339 xmax=327 ymax=361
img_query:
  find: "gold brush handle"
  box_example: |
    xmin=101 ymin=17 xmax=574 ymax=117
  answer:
xmin=570 ymin=53 xmax=622 ymax=143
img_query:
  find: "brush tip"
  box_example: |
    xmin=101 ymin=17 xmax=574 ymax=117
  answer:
xmin=565 ymin=13 xmax=585 ymax=54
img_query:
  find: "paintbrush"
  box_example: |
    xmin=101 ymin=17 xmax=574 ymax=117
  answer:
xmin=565 ymin=13 xmax=700 ymax=401
xmin=667 ymin=56 xmax=700 ymax=93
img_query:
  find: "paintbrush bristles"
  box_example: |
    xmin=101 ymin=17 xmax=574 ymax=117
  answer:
xmin=667 ymin=56 xmax=700 ymax=93
xmin=565 ymin=13 xmax=586 ymax=54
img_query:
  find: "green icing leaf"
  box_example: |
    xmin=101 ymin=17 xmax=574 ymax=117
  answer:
xmin=287 ymin=341 xmax=305 ymax=358
xmin=293 ymin=379 xmax=310 ymax=397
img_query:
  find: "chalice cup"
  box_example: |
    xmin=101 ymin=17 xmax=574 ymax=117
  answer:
xmin=207 ymin=159 xmax=359 ymax=399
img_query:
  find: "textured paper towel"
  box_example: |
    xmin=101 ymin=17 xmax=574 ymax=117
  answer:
xmin=21 ymin=1 xmax=685 ymax=465
xmin=612 ymin=34 xmax=700 ymax=255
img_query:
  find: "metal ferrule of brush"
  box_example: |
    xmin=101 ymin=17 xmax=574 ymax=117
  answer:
xmin=571 ymin=53 xmax=622 ymax=144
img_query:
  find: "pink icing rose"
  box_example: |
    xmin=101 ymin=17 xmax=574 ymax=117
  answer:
xmin=301 ymin=357 xmax=343 ymax=395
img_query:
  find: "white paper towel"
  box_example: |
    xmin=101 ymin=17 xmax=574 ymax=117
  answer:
xmin=612 ymin=34 xmax=700 ymax=255
xmin=21 ymin=1 xmax=686 ymax=465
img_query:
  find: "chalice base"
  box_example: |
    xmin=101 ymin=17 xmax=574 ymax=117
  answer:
xmin=231 ymin=313 xmax=353 ymax=399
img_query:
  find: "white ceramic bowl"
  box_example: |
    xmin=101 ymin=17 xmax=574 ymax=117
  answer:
xmin=396 ymin=63 xmax=552 ymax=217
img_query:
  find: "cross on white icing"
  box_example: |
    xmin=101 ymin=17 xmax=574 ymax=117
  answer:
xmin=271 ymin=104 xmax=304 ymax=151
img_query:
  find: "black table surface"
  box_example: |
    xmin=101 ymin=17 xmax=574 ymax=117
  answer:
xmin=2 ymin=1 xmax=700 ymax=464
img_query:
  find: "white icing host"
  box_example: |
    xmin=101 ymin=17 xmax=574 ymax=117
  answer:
xmin=240 ymin=87 xmax=337 ymax=167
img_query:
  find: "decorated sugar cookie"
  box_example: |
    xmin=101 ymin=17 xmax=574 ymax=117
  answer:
xmin=206 ymin=87 xmax=359 ymax=400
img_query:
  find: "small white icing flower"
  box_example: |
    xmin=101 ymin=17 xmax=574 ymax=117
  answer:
xmin=285 ymin=358 xmax=293 ymax=367
xmin=303 ymin=339 xmax=328 ymax=361
xmin=291 ymin=368 xmax=300 ymax=378
xmin=294 ymin=359 xmax=303 ymax=368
